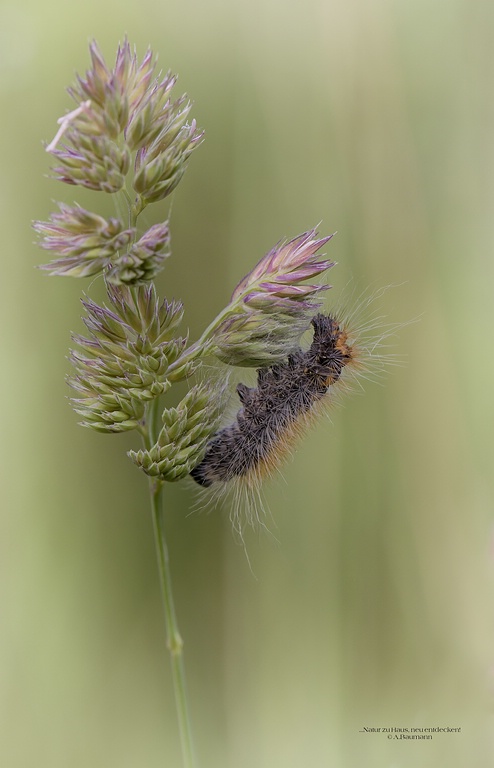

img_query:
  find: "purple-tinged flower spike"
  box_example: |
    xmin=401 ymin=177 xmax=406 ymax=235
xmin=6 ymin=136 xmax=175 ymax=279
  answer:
xmin=133 ymin=117 xmax=203 ymax=206
xmin=35 ymin=207 xmax=171 ymax=285
xmin=35 ymin=204 xmax=135 ymax=278
xmin=47 ymin=39 xmax=203 ymax=201
xmin=232 ymin=229 xmax=334 ymax=310
xmin=211 ymin=229 xmax=335 ymax=367
xmin=48 ymin=101 xmax=132 ymax=193
xmin=106 ymin=222 xmax=171 ymax=285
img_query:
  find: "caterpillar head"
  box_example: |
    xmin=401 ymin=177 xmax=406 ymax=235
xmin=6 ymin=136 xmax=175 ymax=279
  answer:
xmin=309 ymin=313 xmax=354 ymax=385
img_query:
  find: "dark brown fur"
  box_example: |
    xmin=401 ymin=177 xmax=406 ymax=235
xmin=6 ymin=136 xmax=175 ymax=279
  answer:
xmin=190 ymin=314 xmax=353 ymax=487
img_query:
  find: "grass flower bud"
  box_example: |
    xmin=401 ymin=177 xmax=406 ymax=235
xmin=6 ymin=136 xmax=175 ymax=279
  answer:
xmin=213 ymin=311 xmax=310 ymax=367
xmin=70 ymin=383 xmax=145 ymax=433
xmin=68 ymin=283 xmax=189 ymax=432
xmin=133 ymin=118 xmax=203 ymax=204
xmin=211 ymin=229 xmax=334 ymax=366
xmin=50 ymin=122 xmax=131 ymax=193
xmin=36 ymin=207 xmax=170 ymax=284
xmin=47 ymin=40 xmax=202 ymax=201
xmin=129 ymin=382 xmax=228 ymax=481
xmin=35 ymin=204 xmax=134 ymax=278
xmin=232 ymin=229 xmax=333 ymax=306
xmin=106 ymin=222 xmax=171 ymax=285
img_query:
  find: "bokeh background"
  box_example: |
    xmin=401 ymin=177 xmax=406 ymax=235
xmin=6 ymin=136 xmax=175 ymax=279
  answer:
xmin=1 ymin=0 xmax=494 ymax=766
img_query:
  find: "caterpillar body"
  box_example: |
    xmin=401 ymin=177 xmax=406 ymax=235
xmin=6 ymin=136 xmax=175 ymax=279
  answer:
xmin=190 ymin=313 xmax=354 ymax=489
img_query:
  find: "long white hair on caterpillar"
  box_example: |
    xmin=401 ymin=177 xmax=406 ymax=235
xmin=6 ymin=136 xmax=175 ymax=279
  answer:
xmin=189 ymin=284 xmax=406 ymax=540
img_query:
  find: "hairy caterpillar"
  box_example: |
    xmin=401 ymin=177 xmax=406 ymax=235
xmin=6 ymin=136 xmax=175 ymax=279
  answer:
xmin=191 ymin=313 xmax=354 ymax=489
xmin=190 ymin=289 xmax=402 ymax=537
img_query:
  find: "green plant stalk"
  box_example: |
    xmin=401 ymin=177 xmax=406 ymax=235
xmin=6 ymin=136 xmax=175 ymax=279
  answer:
xmin=166 ymin=302 xmax=239 ymax=375
xmin=150 ymin=478 xmax=197 ymax=768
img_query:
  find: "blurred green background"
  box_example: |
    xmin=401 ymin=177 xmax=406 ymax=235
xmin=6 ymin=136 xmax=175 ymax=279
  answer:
xmin=1 ymin=0 xmax=493 ymax=766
